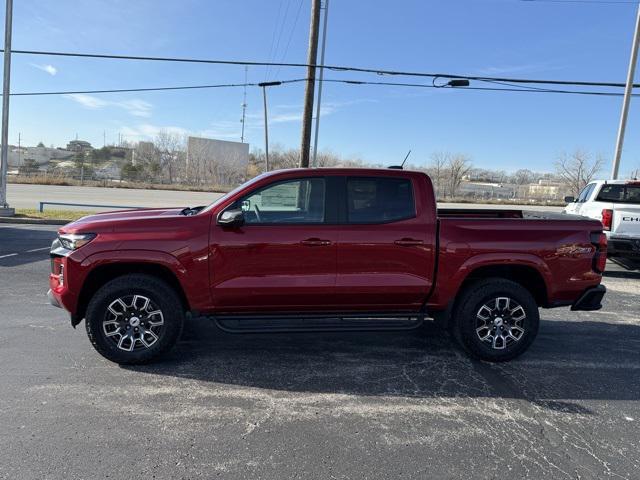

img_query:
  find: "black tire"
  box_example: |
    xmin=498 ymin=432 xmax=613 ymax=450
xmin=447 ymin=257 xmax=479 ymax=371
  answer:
xmin=452 ymin=278 xmax=539 ymax=362
xmin=85 ymin=274 xmax=184 ymax=364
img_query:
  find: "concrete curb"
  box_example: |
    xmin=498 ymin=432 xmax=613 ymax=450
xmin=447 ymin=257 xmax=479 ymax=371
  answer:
xmin=0 ymin=217 xmax=69 ymax=226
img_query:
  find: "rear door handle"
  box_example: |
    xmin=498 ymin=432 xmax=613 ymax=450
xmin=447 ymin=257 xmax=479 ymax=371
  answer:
xmin=301 ymin=238 xmax=332 ymax=247
xmin=394 ymin=238 xmax=424 ymax=246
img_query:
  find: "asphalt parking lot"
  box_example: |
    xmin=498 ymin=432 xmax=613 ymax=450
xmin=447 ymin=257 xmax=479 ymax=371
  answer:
xmin=1 ymin=223 xmax=639 ymax=479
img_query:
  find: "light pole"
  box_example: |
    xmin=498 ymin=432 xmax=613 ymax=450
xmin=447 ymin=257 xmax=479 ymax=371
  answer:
xmin=611 ymin=3 xmax=640 ymax=180
xmin=258 ymin=81 xmax=281 ymax=172
xmin=0 ymin=0 xmax=14 ymax=215
xmin=312 ymin=0 xmax=330 ymax=168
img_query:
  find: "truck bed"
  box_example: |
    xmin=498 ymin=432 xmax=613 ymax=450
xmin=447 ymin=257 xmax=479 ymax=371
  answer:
xmin=437 ymin=208 xmax=585 ymax=221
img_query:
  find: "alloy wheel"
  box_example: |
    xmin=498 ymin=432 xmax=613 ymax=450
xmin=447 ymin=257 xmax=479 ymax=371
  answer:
xmin=475 ymin=296 xmax=526 ymax=350
xmin=102 ymin=294 xmax=164 ymax=352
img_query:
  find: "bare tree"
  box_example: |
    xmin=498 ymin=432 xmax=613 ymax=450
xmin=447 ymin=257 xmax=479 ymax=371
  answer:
xmin=512 ymin=169 xmax=535 ymax=185
xmin=428 ymin=152 xmax=449 ymax=197
xmin=555 ymin=150 xmax=604 ymax=196
xmin=155 ymin=130 xmax=185 ymax=184
xmin=446 ymin=154 xmax=473 ymax=198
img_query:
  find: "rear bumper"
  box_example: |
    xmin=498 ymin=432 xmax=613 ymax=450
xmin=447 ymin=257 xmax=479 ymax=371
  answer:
xmin=571 ymin=285 xmax=606 ymax=311
xmin=608 ymin=237 xmax=640 ymax=258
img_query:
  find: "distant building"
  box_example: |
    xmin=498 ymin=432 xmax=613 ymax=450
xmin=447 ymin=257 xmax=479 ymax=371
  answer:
xmin=67 ymin=140 xmax=93 ymax=152
xmin=458 ymin=182 xmax=517 ymax=200
xmin=131 ymin=141 xmax=155 ymax=166
xmin=186 ymin=136 xmax=249 ymax=186
xmin=528 ymin=180 xmax=564 ymax=199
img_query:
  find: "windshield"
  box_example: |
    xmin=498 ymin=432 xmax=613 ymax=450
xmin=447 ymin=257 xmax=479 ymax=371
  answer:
xmin=595 ymin=184 xmax=640 ymax=204
xmin=199 ymin=172 xmax=271 ymax=214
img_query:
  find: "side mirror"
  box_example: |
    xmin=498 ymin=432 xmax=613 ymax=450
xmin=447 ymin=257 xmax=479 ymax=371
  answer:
xmin=217 ymin=208 xmax=245 ymax=227
xmin=564 ymin=196 xmax=575 ymax=203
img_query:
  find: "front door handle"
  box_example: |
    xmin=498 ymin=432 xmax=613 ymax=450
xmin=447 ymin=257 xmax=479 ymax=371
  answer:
xmin=394 ymin=238 xmax=424 ymax=246
xmin=301 ymin=238 xmax=332 ymax=247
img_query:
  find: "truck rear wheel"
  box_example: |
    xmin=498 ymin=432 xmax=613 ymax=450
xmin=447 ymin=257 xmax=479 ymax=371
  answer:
xmin=452 ymin=278 xmax=539 ymax=362
xmin=85 ymin=274 xmax=184 ymax=365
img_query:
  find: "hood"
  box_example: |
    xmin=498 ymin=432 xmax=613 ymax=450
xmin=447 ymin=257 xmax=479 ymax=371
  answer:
xmin=60 ymin=207 xmax=187 ymax=234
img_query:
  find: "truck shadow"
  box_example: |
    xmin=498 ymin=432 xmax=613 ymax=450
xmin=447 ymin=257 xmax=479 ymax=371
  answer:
xmin=605 ymin=257 xmax=640 ymax=278
xmin=125 ymin=317 xmax=640 ymax=407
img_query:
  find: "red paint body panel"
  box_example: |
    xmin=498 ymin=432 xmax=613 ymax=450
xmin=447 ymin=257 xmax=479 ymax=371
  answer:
xmin=48 ymin=168 xmax=605 ymax=318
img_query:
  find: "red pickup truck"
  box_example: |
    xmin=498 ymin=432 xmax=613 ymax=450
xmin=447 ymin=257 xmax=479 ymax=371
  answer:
xmin=48 ymin=168 xmax=607 ymax=364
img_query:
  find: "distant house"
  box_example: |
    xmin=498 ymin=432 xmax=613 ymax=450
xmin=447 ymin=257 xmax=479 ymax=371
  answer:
xmin=8 ymin=145 xmax=73 ymax=167
xmin=66 ymin=140 xmax=93 ymax=152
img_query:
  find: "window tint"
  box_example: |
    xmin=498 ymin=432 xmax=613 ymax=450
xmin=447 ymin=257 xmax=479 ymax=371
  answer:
xmin=596 ymin=184 xmax=640 ymax=204
xmin=347 ymin=177 xmax=415 ymax=223
xmin=240 ymin=178 xmax=325 ymax=224
xmin=577 ymin=183 xmax=595 ymax=203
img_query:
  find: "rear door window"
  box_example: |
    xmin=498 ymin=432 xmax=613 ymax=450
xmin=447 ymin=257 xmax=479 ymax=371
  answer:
xmin=577 ymin=183 xmax=595 ymax=203
xmin=596 ymin=184 xmax=640 ymax=204
xmin=346 ymin=177 xmax=415 ymax=224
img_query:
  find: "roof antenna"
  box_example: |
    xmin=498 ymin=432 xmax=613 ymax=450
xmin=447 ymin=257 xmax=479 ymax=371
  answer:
xmin=388 ymin=149 xmax=411 ymax=170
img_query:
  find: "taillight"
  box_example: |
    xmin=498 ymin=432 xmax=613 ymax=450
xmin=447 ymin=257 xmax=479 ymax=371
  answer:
xmin=601 ymin=209 xmax=613 ymax=231
xmin=590 ymin=232 xmax=608 ymax=273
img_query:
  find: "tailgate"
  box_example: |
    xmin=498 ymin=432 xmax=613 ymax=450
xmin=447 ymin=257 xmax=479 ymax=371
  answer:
xmin=612 ymin=205 xmax=640 ymax=238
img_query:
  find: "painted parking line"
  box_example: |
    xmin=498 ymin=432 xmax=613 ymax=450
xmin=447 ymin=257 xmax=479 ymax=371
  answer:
xmin=25 ymin=247 xmax=50 ymax=253
xmin=0 ymin=253 xmax=18 ymax=259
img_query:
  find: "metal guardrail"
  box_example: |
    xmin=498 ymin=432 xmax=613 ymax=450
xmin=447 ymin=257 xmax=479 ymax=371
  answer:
xmin=38 ymin=201 xmax=141 ymax=213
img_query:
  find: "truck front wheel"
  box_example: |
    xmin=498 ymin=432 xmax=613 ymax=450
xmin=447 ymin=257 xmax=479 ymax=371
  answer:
xmin=85 ymin=274 xmax=184 ymax=364
xmin=452 ymin=278 xmax=539 ymax=362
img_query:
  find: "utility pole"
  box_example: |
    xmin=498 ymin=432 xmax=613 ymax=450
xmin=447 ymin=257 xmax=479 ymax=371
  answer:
xmin=0 ymin=0 xmax=13 ymax=214
xmin=299 ymin=0 xmax=321 ymax=168
xmin=312 ymin=0 xmax=330 ymax=168
xmin=259 ymin=81 xmax=281 ymax=172
xmin=241 ymin=66 xmax=248 ymax=143
xmin=612 ymin=3 xmax=640 ymax=180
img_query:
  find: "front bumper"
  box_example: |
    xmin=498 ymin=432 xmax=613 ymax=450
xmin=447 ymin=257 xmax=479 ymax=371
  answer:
xmin=47 ymin=288 xmax=61 ymax=308
xmin=571 ymin=285 xmax=606 ymax=311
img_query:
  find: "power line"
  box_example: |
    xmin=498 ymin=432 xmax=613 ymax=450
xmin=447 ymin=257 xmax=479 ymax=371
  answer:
xmin=324 ymin=78 xmax=640 ymax=96
xmin=273 ymin=0 xmax=305 ymax=79
xmin=5 ymin=79 xmax=307 ymax=96
xmin=5 ymin=48 xmax=640 ymax=89
xmin=4 ymin=77 xmax=638 ymax=98
xmin=264 ymin=0 xmax=286 ymax=81
xmin=270 ymin=0 xmax=293 ymax=80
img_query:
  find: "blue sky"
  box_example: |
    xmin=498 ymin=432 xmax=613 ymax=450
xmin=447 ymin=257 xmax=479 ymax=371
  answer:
xmin=4 ymin=0 xmax=640 ymax=174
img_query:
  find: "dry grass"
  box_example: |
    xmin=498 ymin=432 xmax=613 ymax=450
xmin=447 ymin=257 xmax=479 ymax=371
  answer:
xmin=9 ymin=175 xmax=231 ymax=193
xmin=15 ymin=209 xmax=98 ymax=221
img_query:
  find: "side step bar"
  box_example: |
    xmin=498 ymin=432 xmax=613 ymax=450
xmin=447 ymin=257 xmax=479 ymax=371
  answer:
xmin=212 ymin=312 xmax=426 ymax=334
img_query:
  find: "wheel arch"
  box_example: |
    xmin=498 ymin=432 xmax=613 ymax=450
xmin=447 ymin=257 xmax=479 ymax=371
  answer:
xmin=431 ymin=261 xmax=549 ymax=331
xmin=74 ymin=262 xmax=190 ymax=327
xmin=460 ymin=264 xmax=548 ymax=307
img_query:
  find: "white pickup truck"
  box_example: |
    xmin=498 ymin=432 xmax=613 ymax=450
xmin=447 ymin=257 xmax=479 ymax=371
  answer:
xmin=564 ymin=180 xmax=640 ymax=259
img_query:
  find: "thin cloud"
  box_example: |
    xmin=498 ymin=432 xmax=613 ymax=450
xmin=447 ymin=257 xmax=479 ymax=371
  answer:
xmin=30 ymin=63 xmax=57 ymax=76
xmin=116 ymin=99 xmax=153 ymax=118
xmin=66 ymin=94 xmax=107 ymax=109
xmin=476 ymin=63 xmax=567 ymax=76
xmin=245 ymin=98 xmax=377 ymax=126
xmin=66 ymin=94 xmax=152 ymax=117
xmin=120 ymin=124 xmax=189 ymax=140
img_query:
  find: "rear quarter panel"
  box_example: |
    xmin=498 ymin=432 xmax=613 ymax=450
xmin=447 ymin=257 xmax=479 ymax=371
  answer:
xmin=429 ymin=217 xmax=604 ymax=309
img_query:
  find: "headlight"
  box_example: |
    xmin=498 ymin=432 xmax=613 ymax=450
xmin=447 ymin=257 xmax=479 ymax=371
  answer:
xmin=58 ymin=233 xmax=96 ymax=250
